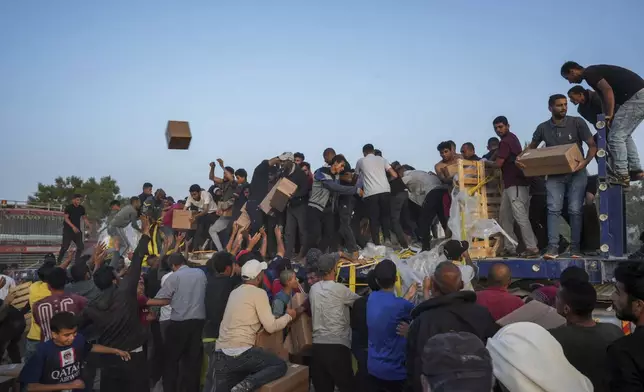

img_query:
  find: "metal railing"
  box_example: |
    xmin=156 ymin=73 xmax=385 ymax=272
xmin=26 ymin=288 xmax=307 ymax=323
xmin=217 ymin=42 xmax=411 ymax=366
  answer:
xmin=0 ymin=200 xmax=65 ymax=211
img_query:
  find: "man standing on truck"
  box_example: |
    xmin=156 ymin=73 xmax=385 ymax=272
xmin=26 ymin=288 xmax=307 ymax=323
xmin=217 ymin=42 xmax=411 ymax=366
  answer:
xmin=487 ymin=116 xmax=540 ymax=258
xmin=561 ymin=62 xmax=644 ymax=185
xmin=518 ymin=94 xmax=597 ymax=259
xmin=57 ymin=194 xmax=90 ymax=263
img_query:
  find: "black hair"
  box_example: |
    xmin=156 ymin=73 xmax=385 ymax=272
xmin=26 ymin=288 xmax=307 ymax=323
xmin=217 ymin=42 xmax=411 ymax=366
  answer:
xmin=50 ymin=312 xmax=77 ymax=333
xmin=548 ymin=94 xmax=567 ymax=107
xmin=143 ymin=182 xmax=153 ymax=189
xmin=402 ymin=164 xmax=415 ymax=171
xmin=487 ymin=137 xmax=500 ymax=146
xmin=561 ymin=61 xmax=583 ymax=75
xmin=362 ymin=144 xmax=375 ymax=154
xmin=374 ymin=149 xmax=382 ymax=156
xmin=568 ymin=85 xmax=586 ymax=95
xmin=294 ymin=152 xmax=305 ymax=160
xmin=615 ymin=261 xmax=644 ymax=301
xmin=560 ymin=279 xmax=596 ymax=317
xmin=166 ymin=196 xmax=175 ymax=204
xmin=492 ymin=116 xmax=508 ymax=126
xmin=109 ymin=200 xmax=120 ymax=207
xmin=374 ymin=259 xmax=397 ymax=289
xmin=301 ymin=162 xmax=311 ymax=170
xmin=167 ymin=253 xmax=187 ymax=267
xmin=323 ymin=147 xmax=336 ymax=156
xmin=94 ymin=265 xmax=116 ymax=290
xmin=366 ymin=270 xmax=380 ymax=292
xmin=224 ymin=166 xmax=235 ymax=176
xmin=447 ymin=140 xmax=456 ymax=149
xmin=129 ymin=196 xmax=139 ymax=204
xmin=560 ymin=266 xmax=589 ymax=285
xmin=189 ymin=184 xmax=201 ymax=193
xmin=462 ymin=142 xmax=475 ymax=150
xmin=437 ymin=141 xmax=452 ymax=152
xmin=70 ymin=263 xmax=90 ymax=283
xmin=72 ymin=193 xmax=82 ymax=199
xmin=37 ymin=261 xmax=56 ymax=282
xmin=234 ymin=168 xmax=247 ymax=178
xmin=208 ymin=252 xmax=235 ymax=274
xmin=330 ymin=154 xmax=347 ymax=166
xmin=237 ymin=251 xmax=262 ymax=267
xmin=47 ymin=267 xmax=68 ymax=290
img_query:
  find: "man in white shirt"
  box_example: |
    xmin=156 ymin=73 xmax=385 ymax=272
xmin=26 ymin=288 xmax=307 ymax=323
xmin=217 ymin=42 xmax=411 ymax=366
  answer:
xmin=402 ymin=169 xmax=450 ymax=250
xmin=355 ymin=144 xmax=399 ymax=246
xmin=0 ymin=271 xmax=16 ymax=300
xmin=184 ymin=184 xmax=218 ymax=249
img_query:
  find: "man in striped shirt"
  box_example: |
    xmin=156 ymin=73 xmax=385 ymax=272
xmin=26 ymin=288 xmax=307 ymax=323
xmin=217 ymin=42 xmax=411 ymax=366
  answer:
xmin=33 ymin=267 xmax=87 ymax=342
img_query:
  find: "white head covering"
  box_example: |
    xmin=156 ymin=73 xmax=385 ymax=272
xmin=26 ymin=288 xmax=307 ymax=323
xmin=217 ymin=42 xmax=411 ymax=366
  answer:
xmin=486 ymin=322 xmax=593 ymax=392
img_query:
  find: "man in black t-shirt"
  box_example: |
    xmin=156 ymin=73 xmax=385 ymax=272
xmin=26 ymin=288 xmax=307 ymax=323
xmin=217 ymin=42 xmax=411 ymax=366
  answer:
xmin=562 ymin=62 xmax=644 ymax=185
xmin=57 ymin=194 xmax=90 ymax=263
xmin=281 ymin=153 xmax=311 ymax=259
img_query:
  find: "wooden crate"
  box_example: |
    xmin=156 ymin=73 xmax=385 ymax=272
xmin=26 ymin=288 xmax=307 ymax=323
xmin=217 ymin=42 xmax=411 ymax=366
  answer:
xmin=456 ymin=160 xmax=503 ymax=259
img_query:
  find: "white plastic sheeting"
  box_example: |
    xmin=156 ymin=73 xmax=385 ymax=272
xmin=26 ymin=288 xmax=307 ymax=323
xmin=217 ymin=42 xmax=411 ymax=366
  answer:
xmin=447 ymin=187 xmax=518 ymax=247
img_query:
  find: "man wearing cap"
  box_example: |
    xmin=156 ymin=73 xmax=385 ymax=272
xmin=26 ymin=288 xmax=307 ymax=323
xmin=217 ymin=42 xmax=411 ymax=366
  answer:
xmin=407 ymin=261 xmax=498 ymax=392
xmin=309 ymin=254 xmax=361 ymax=392
xmin=420 ymin=332 xmax=494 ymax=392
xmin=214 ymin=259 xmax=296 ymax=392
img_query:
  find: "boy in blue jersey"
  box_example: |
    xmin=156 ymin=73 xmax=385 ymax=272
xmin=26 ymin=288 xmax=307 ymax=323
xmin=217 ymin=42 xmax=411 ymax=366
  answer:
xmin=20 ymin=312 xmax=130 ymax=392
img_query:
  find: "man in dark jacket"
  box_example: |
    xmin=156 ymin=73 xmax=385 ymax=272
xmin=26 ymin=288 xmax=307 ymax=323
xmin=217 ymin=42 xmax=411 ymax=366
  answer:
xmin=203 ymin=252 xmax=242 ymax=392
xmin=81 ymin=217 xmax=151 ymax=392
xmin=406 ymin=261 xmax=498 ymax=392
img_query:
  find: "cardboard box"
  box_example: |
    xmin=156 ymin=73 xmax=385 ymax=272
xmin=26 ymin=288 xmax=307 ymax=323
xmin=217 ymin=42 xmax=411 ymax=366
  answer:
xmin=235 ymin=208 xmax=251 ymax=231
xmin=497 ymin=299 xmax=566 ymax=330
xmin=260 ymin=178 xmax=298 ymax=214
xmin=255 ymin=329 xmax=289 ymax=361
xmin=288 ymin=293 xmax=312 ymax=355
xmin=172 ymin=210 xmax=197 ymax=230
xmin=270 ymin=178 xmax=298 ymax=212
xmin=258 ymin=363 xmax=309 ymax=392
xmin=518 ymin=144 xmax=583 ymax=177
xmin=166 ymin=120 xmax=192 ymax=150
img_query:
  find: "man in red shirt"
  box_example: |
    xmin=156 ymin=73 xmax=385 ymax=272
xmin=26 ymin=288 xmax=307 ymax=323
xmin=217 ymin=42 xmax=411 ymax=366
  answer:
xmin=33 ymin=267 xmax=87 ymax=341
xmin=476 ymin=263 xmax=524 ymax=321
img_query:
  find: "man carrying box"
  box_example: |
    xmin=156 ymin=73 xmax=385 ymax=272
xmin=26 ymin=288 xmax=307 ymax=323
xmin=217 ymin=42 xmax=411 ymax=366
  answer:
xmin=519 ymin=94 xmax=597 ymax=259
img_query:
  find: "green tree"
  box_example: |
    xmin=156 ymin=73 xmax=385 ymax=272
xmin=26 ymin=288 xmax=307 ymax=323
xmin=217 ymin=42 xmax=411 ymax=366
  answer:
xmin=29 ymin=176 xmax=124 ymax=223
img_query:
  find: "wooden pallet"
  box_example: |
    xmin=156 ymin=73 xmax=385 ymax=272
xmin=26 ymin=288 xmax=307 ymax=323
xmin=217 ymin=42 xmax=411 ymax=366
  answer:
xmin=456 ymin=160 xmax=503 ymax=259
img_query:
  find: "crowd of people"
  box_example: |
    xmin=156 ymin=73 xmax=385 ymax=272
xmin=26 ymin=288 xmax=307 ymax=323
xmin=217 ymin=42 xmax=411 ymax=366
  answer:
xmin=0 ymin=60 xmax=643 ymax=391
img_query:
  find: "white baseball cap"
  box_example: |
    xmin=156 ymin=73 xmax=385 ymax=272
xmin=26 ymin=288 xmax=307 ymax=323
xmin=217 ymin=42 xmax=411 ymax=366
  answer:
xmin=278 ymin=152 xmax=294 ymax=162
xmin=241 ymin=259 xmax=268 ymax=280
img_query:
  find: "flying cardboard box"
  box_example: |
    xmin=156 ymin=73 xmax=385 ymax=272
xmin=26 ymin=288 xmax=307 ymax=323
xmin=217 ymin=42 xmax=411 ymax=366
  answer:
xmin=518 ymin=144 xmax=583 ymax=177
xmin=497 ymin=299 xmax=566 ymax=330
xmin=258 ymin=363 xmax=309 ymax=392
xmin=166 ymin=120 xmax=192 ymax=150
xmin=172 ymin=210 xmax=197 ymax=230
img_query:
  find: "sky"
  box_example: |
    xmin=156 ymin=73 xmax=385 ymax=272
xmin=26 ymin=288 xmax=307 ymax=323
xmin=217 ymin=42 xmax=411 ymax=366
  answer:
xmin=2 ymin=0 xmax=644 ymax=201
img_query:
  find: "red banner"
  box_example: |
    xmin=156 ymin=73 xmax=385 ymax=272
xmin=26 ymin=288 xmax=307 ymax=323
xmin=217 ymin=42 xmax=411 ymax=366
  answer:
xmin=0 ymin=245 xmax=60 ymax=254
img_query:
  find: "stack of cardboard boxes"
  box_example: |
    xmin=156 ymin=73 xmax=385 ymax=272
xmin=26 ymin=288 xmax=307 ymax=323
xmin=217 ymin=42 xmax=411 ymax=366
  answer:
xmin=260 ymin=178 xmax=298 ymax=215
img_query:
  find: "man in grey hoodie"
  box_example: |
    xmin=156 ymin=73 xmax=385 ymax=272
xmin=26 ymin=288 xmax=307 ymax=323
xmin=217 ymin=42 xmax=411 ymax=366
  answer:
xmin=107 ymin=197 xmax=141 ymax=256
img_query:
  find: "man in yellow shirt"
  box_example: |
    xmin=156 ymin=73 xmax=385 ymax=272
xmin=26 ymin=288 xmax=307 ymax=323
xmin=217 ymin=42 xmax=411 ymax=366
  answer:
xmin=24 ymin=261 xmax=55 ymax=361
